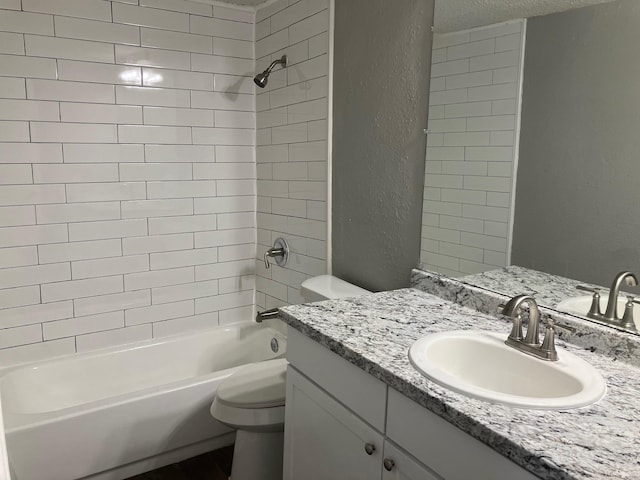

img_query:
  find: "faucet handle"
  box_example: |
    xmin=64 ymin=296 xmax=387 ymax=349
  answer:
xmin=576 ymin=285 xmax=600 ymax=294
xmin=576 ymin=286 xmax=602 ymax=316
xmin=507 ymin=314 xmax=524 ymax=341
xmin=540 ymin=321 xmax=559 ymax=361
xmin=539 ymin=320 xmax=576 ymax=361
xmin=263 ymin=237 xmax=289 ymax=270
xmin=621 ymin=296 xmax=637 ymax=331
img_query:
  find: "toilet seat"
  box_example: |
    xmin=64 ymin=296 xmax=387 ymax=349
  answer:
xmin=217 ymin=358 xmax=287 ymax=408
xmin=211 ymin=358 xmax=287 ymax=431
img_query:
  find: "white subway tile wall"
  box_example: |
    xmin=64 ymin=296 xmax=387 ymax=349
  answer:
xmin=0 ymin=0 xmax=257 ymax=365
xmin=255 ymin=0 xmax=329 ymax=311
xmin=420 ymin=20 xmax=525 ymax=277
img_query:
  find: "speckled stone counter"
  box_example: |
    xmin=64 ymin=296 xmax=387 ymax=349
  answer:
xmin=280 ymin=289 xmax=640 ymax=480
xmin=411 ymin=268 xmax=640 ymax=368
xmin=461 ymin=265 xmax=625 ymax=313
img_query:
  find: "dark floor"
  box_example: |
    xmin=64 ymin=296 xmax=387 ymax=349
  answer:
xmin=125 ymin=446 xmax=234 ymax=480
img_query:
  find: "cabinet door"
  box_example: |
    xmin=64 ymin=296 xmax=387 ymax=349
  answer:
xmin=386 ymin=389 xmax=539 ymax=480
xmin=381 ymin=440 xmax=442 ymax=480
xmin=283 ymin=366 xmax=383 ymax=480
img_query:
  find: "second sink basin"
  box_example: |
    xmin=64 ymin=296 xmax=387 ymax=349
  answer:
xmin=409 ymin=330 xmax=606 ymax=410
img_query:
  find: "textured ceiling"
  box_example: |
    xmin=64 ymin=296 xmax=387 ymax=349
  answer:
xmin=434 ymin=0 xmax=618 ymax=32
xmin=217 ymin=0 xmax=619 ymax=31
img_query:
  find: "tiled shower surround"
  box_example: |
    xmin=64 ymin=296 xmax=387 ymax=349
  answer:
xmin=254 ymin=0 xmax=329 ymax=311
xmin=420 ymin=20 xmax=524 ymax=277
xmin=0 ymin=0 xmax=328 ymax=366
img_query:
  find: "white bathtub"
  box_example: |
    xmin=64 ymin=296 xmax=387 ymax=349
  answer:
xmin=0 ymin=322 xmax=287 ymax=480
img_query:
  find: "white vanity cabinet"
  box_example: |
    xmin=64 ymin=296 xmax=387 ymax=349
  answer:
xmin=284 ymin=328 xmax=539 ymax=480
xmin=284 ymin=367 xmax=384 ymax=480
xmin=284 ymin=367 xmax=441 ymax=480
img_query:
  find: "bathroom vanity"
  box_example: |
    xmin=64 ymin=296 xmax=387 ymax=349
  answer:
xmin=412 ymin=268 xmax=640 ymax=367
xmin=283 ymin=327 xmax=536 ymax=479
xmin=279 ymin=288 xmax=640 ymax=479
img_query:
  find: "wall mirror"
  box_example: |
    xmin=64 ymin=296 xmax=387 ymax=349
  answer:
xmin=418 ymin=0 xmax=640 ymax=335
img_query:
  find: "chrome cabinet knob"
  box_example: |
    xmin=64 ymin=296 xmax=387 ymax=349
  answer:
xmin=383 ymin=458 xmax=395 ymax=471
xmin=364 ymin=443 xmax=376 ymax=455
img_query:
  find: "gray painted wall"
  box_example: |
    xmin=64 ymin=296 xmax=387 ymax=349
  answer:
xmin=512 ymin=0 xmax=640 ymax=286
xmin=332 ymin=0 xmax=434 ymax=292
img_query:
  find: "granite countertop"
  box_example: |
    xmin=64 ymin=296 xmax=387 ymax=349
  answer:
xmin=412 ymin=268 xmax=640 ymax=368
xmin=280 ymin=288 xmax=640 ymax=480
xmin=461 ymin=266 xmax=632 ymax=319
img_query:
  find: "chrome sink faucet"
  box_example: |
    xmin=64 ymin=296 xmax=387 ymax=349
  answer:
xmin=501 ymin=294 xmax=541 ymax=345
xmin=500 ymin=295 xmax=574 ymax=361
xmin=576 ymin=271 xmax=638 ymax=330
xmin=604 ymin=271 xmax=637 ymax=321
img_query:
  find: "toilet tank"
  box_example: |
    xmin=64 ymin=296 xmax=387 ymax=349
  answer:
xmin=300 ymin=275 xmax=370 ymax=303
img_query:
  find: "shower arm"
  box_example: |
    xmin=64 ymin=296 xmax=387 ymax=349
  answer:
xmin=264 ymin=55 xmax=287 ymax=75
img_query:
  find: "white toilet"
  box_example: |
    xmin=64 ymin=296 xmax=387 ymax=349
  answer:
xmin=210 ymin=274 xmax=370 ymax=480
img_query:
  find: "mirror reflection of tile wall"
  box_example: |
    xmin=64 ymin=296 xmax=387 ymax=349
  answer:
xmin=420 ymin=20 xmax=524 ymax=277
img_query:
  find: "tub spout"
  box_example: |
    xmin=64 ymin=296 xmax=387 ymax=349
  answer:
xmin=256 ymin=308 xmax=280 ymax=323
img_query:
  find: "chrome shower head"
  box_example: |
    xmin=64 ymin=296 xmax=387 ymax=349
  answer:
xmin=253 ymin=71 xmax=269 ymax=88
xmin=254 ymin=55 xmax=287 ymax=88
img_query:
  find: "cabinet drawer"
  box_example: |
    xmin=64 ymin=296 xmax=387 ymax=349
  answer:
xmin=287 ymin=327 xmax=387 ymax=432
xmin=386 ymin=388 xmax=538 ymax=480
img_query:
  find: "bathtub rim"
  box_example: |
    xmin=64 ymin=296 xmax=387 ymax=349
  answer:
xmin=0 ymin=320 xmax=258 ymax=376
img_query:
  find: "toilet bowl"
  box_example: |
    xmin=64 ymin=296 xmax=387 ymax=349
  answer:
xmin=210 ymin=274 xmax=369 ymax=480
xmin=210 ymin=358 xmax=287 ymax=480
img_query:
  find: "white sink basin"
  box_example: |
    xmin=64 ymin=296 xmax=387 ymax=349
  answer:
xmin=557 ymin=296 xmax=640 ymax=330
xmin=409 ymin=330 xmax=606 ymax=410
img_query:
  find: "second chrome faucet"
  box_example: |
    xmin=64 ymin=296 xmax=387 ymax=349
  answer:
xmin=501 ymin=295 xmax=574 ymax=361
xmin=576 ymin=271 xmax=638 ymax=331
